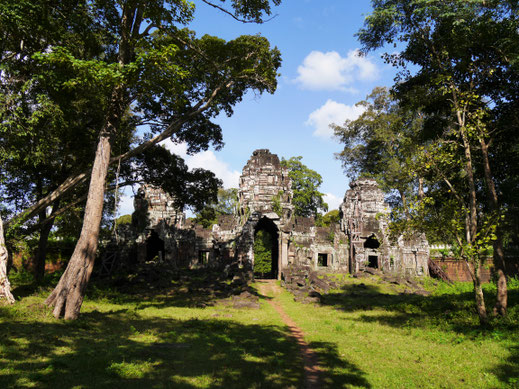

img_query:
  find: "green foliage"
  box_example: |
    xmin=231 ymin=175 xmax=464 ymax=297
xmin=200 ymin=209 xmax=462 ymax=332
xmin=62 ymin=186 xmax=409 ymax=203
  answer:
xmin=193 ymin=207 xmax=218 ymax=229
xmin=115 ymin=214 xmax=132 ymax=226
xmin=316 ymin=209 xmax=340 ymax=227
xmin=253 ymin=230 xmax=273 ymax=275
xmin=271 ymin=191 xmax=283 ymax=218
xmin=281 ymin=156 xmax=327 ymax=218
xmin=193 ymin=188 xmax=239 ymax=228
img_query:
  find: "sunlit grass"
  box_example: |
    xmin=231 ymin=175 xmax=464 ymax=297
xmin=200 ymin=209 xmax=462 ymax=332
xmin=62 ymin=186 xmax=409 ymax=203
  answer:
xmin=279 ymin=274 xmax=519 ymax=388
xmin=1 ymin=269 xmax=518 ymax=388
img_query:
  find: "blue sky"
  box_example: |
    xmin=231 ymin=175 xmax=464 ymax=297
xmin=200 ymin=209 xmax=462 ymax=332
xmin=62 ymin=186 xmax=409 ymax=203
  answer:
xmin=120 ymin=0 xmax=398 ymax=215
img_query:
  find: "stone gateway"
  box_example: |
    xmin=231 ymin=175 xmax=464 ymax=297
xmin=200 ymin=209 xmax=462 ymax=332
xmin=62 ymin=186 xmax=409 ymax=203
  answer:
xmin=118 ymin=149 xmax=429 ymax=279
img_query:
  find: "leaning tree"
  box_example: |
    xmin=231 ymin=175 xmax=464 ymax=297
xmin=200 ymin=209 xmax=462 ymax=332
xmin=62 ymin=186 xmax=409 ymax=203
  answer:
xmin=1 ymin=0 xmax=282 ymax=317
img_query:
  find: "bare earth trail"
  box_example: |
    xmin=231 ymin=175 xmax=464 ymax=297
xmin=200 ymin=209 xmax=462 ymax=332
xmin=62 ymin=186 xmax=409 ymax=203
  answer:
xmin=256 ymin=279 xmax=322 ymax=389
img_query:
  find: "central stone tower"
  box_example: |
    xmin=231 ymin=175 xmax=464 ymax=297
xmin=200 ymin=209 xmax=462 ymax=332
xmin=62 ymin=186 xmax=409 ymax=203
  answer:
xmin=234 ymin=149 xmax=294 ymax=278
xmin=238 ymin=149 xmax=293 ymax=221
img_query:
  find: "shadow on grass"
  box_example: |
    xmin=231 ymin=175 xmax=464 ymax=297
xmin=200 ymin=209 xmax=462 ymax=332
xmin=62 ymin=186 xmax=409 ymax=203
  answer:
xmin=0 ymin=309 xmax=301 ymax=388
xmin=84 ymin=268 xmax=264 ymax=310
xmin=320 ymin=281 xmax=519 ymax=387
xmin=11 ymin=267 xmax=262 ymax=311
xmin=321 ymin=282 xmax=519 ymax=333
xmin=492 ymin=344 xmax=519 ymax=387
xmin=0 ymin=304 xmax=370 ymax=388
xmin=310 ymin=341 xmax=371 ymax=388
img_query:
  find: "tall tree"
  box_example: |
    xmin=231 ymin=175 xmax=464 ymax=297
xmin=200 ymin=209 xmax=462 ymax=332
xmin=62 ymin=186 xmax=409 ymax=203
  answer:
xmin=281 ymin=156 xmax=328 ymax=219
xmin=358 ymin=0 xmax=519 ymax=321
xmin=0 ymin=0 xmax=124 ymax=282
xmin=28 ymin=0 xmax=282 ymax=319
xmin=334 ymin=87 xmax=424 ymax=222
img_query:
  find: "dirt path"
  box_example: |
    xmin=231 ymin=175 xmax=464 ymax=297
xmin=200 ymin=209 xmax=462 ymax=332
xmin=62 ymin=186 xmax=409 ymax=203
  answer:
xmin=256 ymin=280 xmax=321 ymax=389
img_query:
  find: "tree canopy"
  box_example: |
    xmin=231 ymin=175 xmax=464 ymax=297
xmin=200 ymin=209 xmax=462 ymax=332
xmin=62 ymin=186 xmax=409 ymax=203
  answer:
xmin=358 ymin=0 xmax=519 ymax=321
xmin=192 ymin=188 xmax=238 ymax=228
xmin=334 ymin=87 xmax=423 ymax=220
xmin=0 ymin=0 xmax=283 ymax=317
xmin=281 ymin=156 xmax=328 ymax=219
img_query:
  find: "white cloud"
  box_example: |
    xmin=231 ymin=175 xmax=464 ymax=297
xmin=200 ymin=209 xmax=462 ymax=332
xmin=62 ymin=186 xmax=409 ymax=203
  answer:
xmin=306 ymin=99 xmax=365 ymax=139
xmin=162 ymin=140 xmax=240 ymax=189
xmin=117 ymin=192 xmax=135 ymax=216
xmin=162 ymin=139 xmax=188 ymax=158
xmin=295 ymin=49 xmax=378 ymax=91
xmin=323 ymin=192 xmax=343 ymax=212
xmin=187 ymin=151 xmax=241 ymax=189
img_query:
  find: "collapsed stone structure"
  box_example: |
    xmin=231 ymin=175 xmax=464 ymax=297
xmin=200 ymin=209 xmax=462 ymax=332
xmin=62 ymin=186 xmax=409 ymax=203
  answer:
xmin=340 ymin=179 xmax=429 ymax=277
xmin=121 ymin=149 xmax=428 ymax=279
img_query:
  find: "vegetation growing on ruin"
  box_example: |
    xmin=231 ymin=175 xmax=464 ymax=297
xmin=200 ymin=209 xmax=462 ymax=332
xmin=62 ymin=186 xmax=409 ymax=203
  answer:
xmin=253 ymin=230 xmax=273 ymax=277
xmin=271 ymin=191 xmax=283 ymax=218
xmin=281 ymin=156 xmax=328 ymax=219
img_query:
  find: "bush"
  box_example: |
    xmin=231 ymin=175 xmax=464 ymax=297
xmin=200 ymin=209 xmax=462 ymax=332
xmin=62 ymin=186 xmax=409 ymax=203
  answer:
xmin=254 ymin=230 xmax=273 ymax=276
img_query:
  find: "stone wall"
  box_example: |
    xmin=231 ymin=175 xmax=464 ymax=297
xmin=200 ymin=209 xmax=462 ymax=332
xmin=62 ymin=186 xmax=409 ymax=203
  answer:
xmin=340 ymin=178 xmax=429 ymax=277
xmin=120 ymin=150 xmax=429 ymax=279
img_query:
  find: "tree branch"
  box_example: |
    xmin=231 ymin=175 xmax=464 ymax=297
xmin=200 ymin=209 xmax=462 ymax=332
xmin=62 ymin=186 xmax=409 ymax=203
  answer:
xmin=201 ymin=0 xmax=278 ymax=24
xmin=5 ymin=79 xmax=234 ymax=228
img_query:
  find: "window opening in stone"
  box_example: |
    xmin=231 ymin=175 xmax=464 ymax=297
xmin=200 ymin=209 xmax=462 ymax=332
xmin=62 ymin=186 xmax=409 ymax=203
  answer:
xmin=368 ymin=255 xmax=378 ymax=268
xmin=364 ymin=234 xmax=380 ymax=249
xmin=146 ymin=230 xmax=165 ymax=262
xmin=318 ymin=253 xmax=328 ymax=267
xmin=198 ymin=250 xmax=210 ymax=265
xmin=253 ymin=217 xmax=279 ymax=279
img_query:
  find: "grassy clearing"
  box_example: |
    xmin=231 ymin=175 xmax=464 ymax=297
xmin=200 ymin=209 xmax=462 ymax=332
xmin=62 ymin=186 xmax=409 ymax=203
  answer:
xmin=281 ymin=274 xmax=519 ymax=388
xmin=1 ymin=269 xmax=518 ymax=388
xmin=0 ymin=270 xmax=303 ymax=388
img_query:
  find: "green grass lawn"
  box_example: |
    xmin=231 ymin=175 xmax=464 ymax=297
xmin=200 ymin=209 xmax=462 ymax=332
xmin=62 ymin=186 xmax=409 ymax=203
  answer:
xmin=1 ymin=269 xmax=518 ymax=388
xmin=282 ymin=275 xmax=519 ymax=388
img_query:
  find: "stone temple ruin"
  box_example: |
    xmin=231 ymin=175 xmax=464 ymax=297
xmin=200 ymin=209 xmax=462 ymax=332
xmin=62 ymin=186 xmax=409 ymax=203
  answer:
xmin=118 ymin=149 xmax=429 ymax=279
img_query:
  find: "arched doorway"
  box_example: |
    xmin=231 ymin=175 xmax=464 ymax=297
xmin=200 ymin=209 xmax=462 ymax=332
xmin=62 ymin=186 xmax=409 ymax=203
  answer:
xmin=146 ymin=230 xmax=165 ymax=261
xmin=364 ymin=234 xmax=380 ymax=268
xmin=253 ymin=217 xmax=279 ymax=279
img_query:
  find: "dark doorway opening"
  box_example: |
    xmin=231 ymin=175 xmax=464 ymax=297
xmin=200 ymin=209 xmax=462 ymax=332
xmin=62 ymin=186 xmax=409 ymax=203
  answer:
xmin=146 ymin=230 xmax=165 ymax=261
xmin=368 ymin=255 xmax=378 ymax=268
xmin=364 ymin=235 xmax=380 ymax=269
xmin=253 ymin=217 xmax=279 ymax=279
xmin=198 ymin=250 xmax=210 ymax=265
xmin=318 ymin=253 xmax=329 ymax=267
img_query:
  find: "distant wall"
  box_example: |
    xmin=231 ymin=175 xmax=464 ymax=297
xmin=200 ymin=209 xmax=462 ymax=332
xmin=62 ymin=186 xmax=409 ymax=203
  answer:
xmin=431 ymin=258 xmax=493 ymax=282
xmin=431 ymin=257 xmax=519 ymax=283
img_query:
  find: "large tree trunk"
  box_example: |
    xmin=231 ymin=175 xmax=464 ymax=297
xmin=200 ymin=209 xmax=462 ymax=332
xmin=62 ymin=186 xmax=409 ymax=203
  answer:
xmin=33 ymin=201 xmax=59 ymax=283
xmin=472 ymin=258 xmax=488 ymax=325
xmin=0 ymin=216 xmax=15 ymax=304
xmin=45 ymin=2 xmax=136 ymax=319
xmin=45 ymin=133 xmax=112 ymax=319
xmin=492 ymin=234 xmax=507 ymax=316
xmin=480 ymin=139 xmax=507 ymax=316
xmin=457 ymin=108 xmax=488 ymax=325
